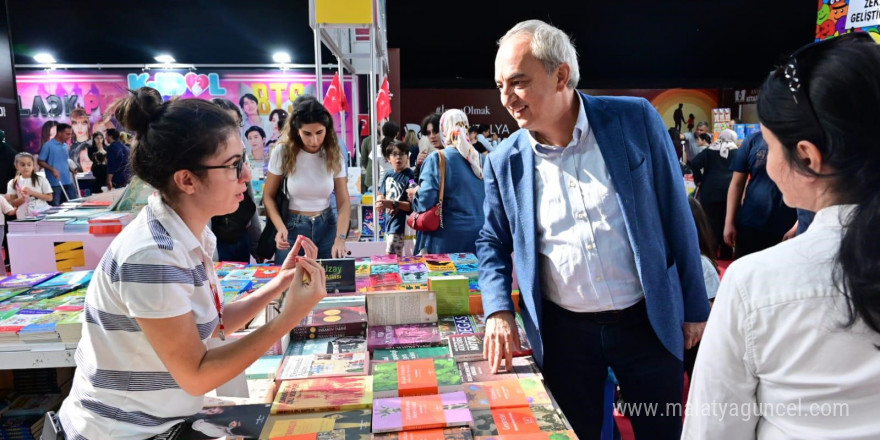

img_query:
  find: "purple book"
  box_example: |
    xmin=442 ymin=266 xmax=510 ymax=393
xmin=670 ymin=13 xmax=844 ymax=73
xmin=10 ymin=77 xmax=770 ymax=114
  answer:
xmin=368 ymin=323 xmax=444 ymax=350
xmin=0 ymin=273 xmax=61 ymax=289
xmin=399 ymin=263 xmax=428 ymax=274
xmin=372 ymin=391 xmax=473 ymax=433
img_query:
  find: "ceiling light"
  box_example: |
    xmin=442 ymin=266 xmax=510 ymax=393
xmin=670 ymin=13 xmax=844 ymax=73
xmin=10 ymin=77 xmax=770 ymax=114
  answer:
xmin=154 ymin=54 xmax=175 ymax=63
xmin=272 ymin=52 xmax=291 ymax=63
xmin=34 ymin=53 xmax=56 ymax=64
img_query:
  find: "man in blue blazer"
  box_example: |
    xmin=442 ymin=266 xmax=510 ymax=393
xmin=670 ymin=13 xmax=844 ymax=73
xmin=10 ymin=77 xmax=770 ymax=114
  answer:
xmin=477 ymin=20 xmax=710 ymax=439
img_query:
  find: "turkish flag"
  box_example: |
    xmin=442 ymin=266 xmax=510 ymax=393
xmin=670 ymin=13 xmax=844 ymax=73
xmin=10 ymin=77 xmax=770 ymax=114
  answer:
xmin=376 ymin=76 xmax=391 ymax=121
xmin=323 ymin=72 xmax=345 ymax=115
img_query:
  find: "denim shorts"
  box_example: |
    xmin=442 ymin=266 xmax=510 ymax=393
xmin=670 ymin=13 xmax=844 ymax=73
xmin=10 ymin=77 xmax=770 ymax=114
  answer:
xmin=275 ymin=207 xmax=337 ymax=263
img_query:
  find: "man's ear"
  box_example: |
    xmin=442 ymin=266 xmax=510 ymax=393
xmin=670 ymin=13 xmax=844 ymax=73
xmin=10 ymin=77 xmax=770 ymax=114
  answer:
xmin=172 ymin=169 xmax=198 ymax=196
xmin=556 ymin=63 xmax=571 ymax=91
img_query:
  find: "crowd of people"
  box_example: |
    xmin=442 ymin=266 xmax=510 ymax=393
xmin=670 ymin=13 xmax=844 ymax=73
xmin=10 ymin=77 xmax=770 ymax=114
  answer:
xmin=0 ymin=16 xmax=873 ymax=440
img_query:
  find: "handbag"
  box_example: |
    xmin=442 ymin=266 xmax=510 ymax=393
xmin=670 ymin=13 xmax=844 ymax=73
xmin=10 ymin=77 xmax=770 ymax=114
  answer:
xmin=407 ymin=150 xmax=446 ymax=232
xmin=256 ymin=176 xmax=289 ymax=259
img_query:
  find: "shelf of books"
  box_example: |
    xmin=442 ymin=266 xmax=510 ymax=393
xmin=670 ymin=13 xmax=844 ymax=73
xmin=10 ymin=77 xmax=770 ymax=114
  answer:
xmin=0 ymin=253 xmax=576 ymax=440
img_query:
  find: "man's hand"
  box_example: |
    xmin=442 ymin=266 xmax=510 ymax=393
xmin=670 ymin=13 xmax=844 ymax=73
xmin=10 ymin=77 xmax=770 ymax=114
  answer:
xmin=782 ymin=221 xmax=798 ymax=241
xmin=51 ymin=168 xmax=60 ymax=180
xmin=484 ymin=311 xmax=521 ymax=373
xmin=723 ymin=222 xmax=737 ymax=248
xmin=683 ymin=321 xmax=706 ymax=350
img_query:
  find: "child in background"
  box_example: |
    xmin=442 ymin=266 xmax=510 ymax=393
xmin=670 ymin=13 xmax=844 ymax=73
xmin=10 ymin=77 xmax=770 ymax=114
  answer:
xmin=7 ymin=153 xmax=52 ymax=218
xmin=684 ymin=197 xmax=721 ymax=381
xmin=375 ymin=141 xmax=415 ymax=256
xmin=91 ymin=152 xmax=108 ymax=194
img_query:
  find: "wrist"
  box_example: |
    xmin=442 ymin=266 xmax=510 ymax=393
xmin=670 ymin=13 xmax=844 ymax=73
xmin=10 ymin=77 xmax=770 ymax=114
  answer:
xmin=335 ymin=233 xmax=347 ymax=241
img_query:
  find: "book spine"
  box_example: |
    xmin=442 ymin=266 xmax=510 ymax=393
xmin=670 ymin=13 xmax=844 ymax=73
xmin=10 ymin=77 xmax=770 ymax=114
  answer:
xmin=290 ymin=322 xmax=367 ymax=340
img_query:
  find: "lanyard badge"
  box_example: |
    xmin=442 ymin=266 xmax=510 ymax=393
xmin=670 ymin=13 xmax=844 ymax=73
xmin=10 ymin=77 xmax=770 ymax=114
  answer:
xmin=210 ymin=282 xmax=226 ymax=341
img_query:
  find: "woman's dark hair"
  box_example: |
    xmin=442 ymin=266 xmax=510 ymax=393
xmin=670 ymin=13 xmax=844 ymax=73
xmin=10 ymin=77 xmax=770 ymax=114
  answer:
xmin=211 ymin=97 xmax=243 ymax=125
xmin=383 ymin=140 xmax=411 ymax=160
xmin=40 ymin=120 xmax=58 ymax=145
xmin=114 ymin=87 xmax=237 ymax=200
xmin=238 ymin=93 xmax=258 ymax=113
xmin=91 ymin=131 xmax=105 ymax=146
xmin=687 ymin=198 xmax=718 ymax=273
xmin=245 ymin=126 xmax=266 ymax=139
xmin=420 ymin=113 xmax=441 ymax=136
xmin=757 ymin=32 xmax=880 ymax=336
xmin=668 ymin=127 xmax=683 ymax=159
xmin=278 ymin=95 xmax=342 ymax=176
xmin=698 ymin=132 xmax=712 ymax=144
xmin=380 ymin=121 xmax=401 ymax=156
xmin=270 ymin=109 xmax=288 ymax=123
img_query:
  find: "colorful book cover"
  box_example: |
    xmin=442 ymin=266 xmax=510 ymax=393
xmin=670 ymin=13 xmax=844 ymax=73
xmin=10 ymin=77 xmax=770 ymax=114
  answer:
xmin=259 ymin=409 xmax=372 ymax=440
xmin=372 ymin=358 xmax=463 ymax=398
xmin=474 ymin=430 xmax=577 ymax=440
xmin=370 ymin=264 xmax=399 ymax=275
xmin=369 ymin=273 xmax=403 ymax=287
xmin=457 ymin=358 xmax=542 ymax=384
xmin=0 ymin=272 xmax=60 ymax=289
xmin=438 ymin=316 xmax=477 ymax=339
xmin=372 ymin=346 xmax=451 ymax=362
xmin=371 ymin=255 xmax=399 ymax=265
xmin=31 ymin=291 xmax=85 ymax=311
xmin=292 ymin=296 xmax=368 ymax=340
xmin=356 ymin=278 xmax=371 ymax=291
xmin=372 ymin=391 xmax=472 ymax=433
xmin=399 ymin=263 xmax=428 ymax=274
xmin=0 ymin=309 xmax=52 ymax=332
xmin=398 ymin=256 xmax=425 ymax=265
xmin=365 ymin=290 xmax=437 ymax=326
xmin=427 ymin=276 xmax=470 ymax=316
xmin=463 ymin=379 xmax=550 ymax=410
xmin=0 ymin=288 xmax=28 ymax=303
xmin=214 ymin=261 xmax=247 ymax=277
xmin=287 ymin=337 xmax=369 ymax=356
xmin=422 ymin=254 xmax=451 ymax=263
xmin=448 ymin=253 xmax=479 ymax=264
xmin=367 ymin=323 xmax=443 ymax=351
xmin=372 ymin=427 xmax=473 ymax=440
xmin=277 ymin=352 xmax=370 ymax=380
xmin=253 ymin=266 xmax=281 ymax=278
xmin=246 ymin=355 xmax=284 ymax=380
xmin=223 ymin=268 xmax=258 ymax=280
xmin=319 ymin=259 xmax=357 ymax=293
xmin=35 ymin=270 xmax=93 ymax=288
xmin=355 ymin=262 xmax=371 ymax=278
xmin=452 ymin=264 xmax=480 ymax=281
xmin=470 ymin=406 xmax=567 ymax=437
xmin=221 ymin=279 xmax=253 ymax=294
xmin=425 ymin=261 xmax=456 ymax=272
xmin=400 ymin=272 xmax=428 ymax=285
xmin=269 ymin=429 xmax=347 ymax=440
xmin=271 ymin=376 xmax=373 ymax=414
xmin=4 ymin=286 xmax=74 ymax=304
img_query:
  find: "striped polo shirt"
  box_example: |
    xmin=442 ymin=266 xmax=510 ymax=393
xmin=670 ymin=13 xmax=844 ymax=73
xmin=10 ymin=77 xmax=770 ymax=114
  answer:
xmin=59 ymin=194 xmax=220 ymax=440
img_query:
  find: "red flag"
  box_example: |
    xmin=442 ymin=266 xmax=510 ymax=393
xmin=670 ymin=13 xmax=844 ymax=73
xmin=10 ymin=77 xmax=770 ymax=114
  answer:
xmin=323 ymin=72 xmax=344 ymax=115
xmin=376 ymin=76 xmax=391 ymax=121
xmin=339 ymin=76 xmax=349 ymax=113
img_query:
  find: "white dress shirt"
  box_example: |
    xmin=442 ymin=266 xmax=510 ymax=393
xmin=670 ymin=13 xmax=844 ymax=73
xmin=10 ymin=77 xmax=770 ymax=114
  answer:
xmin=530 ymin=97 xmax=644 ymax=313
xmin=683 ymin=204 xmax=880 ymax=440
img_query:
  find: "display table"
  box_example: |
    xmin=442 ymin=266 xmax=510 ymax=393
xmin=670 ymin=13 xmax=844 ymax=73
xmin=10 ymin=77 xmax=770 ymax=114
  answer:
xmin=8 ymin=231 xmax=117 ymax=274
xmin=0 ymin=345 xmax=77 ymax=369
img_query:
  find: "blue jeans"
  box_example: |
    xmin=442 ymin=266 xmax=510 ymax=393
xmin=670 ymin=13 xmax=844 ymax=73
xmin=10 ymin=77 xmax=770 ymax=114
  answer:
xmin=50 ymin=184 xmax=79 ymax=206
xmin=216 ymin=235 xmax=252 ymax=263
xmin=274 ymin=208 xmax=337 ymax=263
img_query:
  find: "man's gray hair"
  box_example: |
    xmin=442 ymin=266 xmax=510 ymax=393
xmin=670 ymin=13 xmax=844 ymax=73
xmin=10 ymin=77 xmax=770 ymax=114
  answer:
xmin=697 ymin=121 xmax=710 ymax=129
xmin=498 ymin=20 xmax=580 ymax=89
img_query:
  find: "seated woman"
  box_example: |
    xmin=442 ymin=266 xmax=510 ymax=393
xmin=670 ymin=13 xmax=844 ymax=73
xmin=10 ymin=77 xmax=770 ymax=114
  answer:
xmin=411 ymin=109 xmax=485 ymax=254
xmin=683 ymin=33 xmax=880 ymax=439
xmin=57 ymin=87 xmax=327 ymax=439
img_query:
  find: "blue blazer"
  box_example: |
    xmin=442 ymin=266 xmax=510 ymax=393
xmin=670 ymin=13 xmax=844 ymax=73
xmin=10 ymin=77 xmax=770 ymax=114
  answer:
xmin=476 ymin=93 xmax=710 ymax=366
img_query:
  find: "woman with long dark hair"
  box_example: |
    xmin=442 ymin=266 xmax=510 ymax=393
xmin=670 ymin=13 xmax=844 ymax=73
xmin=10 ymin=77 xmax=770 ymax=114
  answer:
xmin=684 ymin=33 xmax=880 ymax=438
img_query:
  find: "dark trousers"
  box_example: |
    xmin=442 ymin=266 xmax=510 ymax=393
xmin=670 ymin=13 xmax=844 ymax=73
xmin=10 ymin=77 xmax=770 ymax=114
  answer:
xmin=216 ymin=234 xmax=252 ymax=263
xmin=735 ymin=224 xmax=784 ymax=259
xmin=50 ymin=184 xmax=78 ymax=206
xmin=542 ymin=300 xmax=683 ymax=440
xmin=700 ymin=199 xmax=733 ymax=260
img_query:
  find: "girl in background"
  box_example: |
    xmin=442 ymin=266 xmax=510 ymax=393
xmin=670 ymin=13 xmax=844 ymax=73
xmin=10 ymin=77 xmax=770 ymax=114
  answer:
xmin=7 ymin=153 xmax=52 ymax=218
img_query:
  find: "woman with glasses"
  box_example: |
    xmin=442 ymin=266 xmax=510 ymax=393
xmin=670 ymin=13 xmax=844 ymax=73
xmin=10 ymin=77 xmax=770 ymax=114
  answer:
xmin=57 ymin=87 xmax=327 ymax=439
xmin=410 ymin=109 xmax=485 ymax=254
xmin=264 ymin=95 xmax=351 ymax=261
xmin=683 ymin=33 xmax=880 ymax=438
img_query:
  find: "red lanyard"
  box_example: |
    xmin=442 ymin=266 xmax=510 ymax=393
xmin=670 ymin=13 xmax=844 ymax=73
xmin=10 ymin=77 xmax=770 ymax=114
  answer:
xmin=210 ymin=282 xmax=226 ymax=341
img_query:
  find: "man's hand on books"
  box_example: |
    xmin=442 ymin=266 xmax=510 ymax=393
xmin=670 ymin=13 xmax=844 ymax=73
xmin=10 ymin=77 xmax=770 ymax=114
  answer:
xmin=484 ymin=311 xmax=521 ymax=374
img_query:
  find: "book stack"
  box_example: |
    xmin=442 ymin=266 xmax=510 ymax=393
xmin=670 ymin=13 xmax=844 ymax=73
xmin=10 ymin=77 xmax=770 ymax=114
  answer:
xmin=6 ymin=219 xmax=41 ymax=233
xmin=277 ymin=337 xmax=370 ymax=381
xmin=291 ymin=296 xmax=369 ymax=342
xmin=34 ymin=217 xmax=70 ymax=234
xmin=271 ymin=376 xmax=374 ymax=415
xmin=87 ymin=212 xmax=132 ymax=234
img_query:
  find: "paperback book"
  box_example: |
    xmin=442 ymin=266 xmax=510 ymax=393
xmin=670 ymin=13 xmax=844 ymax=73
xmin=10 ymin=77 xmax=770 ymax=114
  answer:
xmin=371 ymin=391 xmax=473 ymax=433
xmin=372 ymin=358 xmax=463 ymax=398
xmin=457 ymin=358 xmax=543 ymax=383
xmin=271 ymin=376 xmax=373 ymax=415
xmin=319 ymin=259 xmax=357 ymax=293
xmin=277 ymin=352 xmax=370 ymax=380
xmin=470 ymin=406 xmax=567 ymax=437
xmin=292 ymin=296 xmax=368 ymax=340
xmin=463 ymin=378 xmax=551 ymax=410
xmin=0 ymin=273 xmax=60 ymax=289
xmin=367 ymin=323 xmax=443 ymax=351
xmin=427 ymin=276 xmax=469 ymax=316
xmin=474 ymin=430 xmax=577 ymax=440
xmin=372 ymin=427 xmax=473 ymax=440
xmin=259 ymin=409 xmax=372 ymax=440
xmin=371 ymin=346 xmax=451 ymax=362
xmin=366 ymin=290 xmax=438 ymax=326
xmin=151 ymin=403 xmax=271 ymax=440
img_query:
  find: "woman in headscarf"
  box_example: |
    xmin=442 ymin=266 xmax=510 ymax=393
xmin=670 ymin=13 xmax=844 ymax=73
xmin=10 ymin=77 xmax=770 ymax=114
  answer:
xmin=411 ymin=109 xmax=485 ymax=254
xmin=688 ymin=129 xmax=739 ymax=260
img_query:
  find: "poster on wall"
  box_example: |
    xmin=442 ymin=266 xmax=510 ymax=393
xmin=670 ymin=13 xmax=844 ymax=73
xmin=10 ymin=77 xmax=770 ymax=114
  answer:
xmin=14 ymin=70 xmax=357 ymax=165
xmin=816 ymin=0 xmax=880 ymax=40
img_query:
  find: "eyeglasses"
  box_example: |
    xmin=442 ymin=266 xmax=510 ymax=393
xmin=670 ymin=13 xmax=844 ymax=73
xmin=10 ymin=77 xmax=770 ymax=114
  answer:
xmin=191 ymin=158 xmax=249 ymax=180
xmin=389 ymin=152 xmax=407 ymax=158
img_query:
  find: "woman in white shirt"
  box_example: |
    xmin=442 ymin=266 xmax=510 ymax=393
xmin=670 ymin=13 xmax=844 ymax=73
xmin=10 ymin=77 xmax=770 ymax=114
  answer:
xmin=264 ymin=95 xmax=351 ymax=261
xmin=57 ymin=87 xmax=328 ymax=439
xmin=683 ymin=33 xmax=880 ymax=439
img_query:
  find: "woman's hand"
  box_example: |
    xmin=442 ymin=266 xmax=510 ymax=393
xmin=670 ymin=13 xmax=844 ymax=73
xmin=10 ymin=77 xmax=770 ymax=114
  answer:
xmin=332 ymin=238 xmax=347 ymax=258
xmin=416 ymin=150 xmax=429 ymax=166
xmin=281 ymin=258 xmax=327 ymax=320
xmin=20 ymin=187 xmax=32 ymax=197
xmin=275 ymin=228 xmax=290 ymax=250
xmin=278 ymin=235 xmax=318 ymax=284
xmin=406 ymin=185 xmax=419 ymax=201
